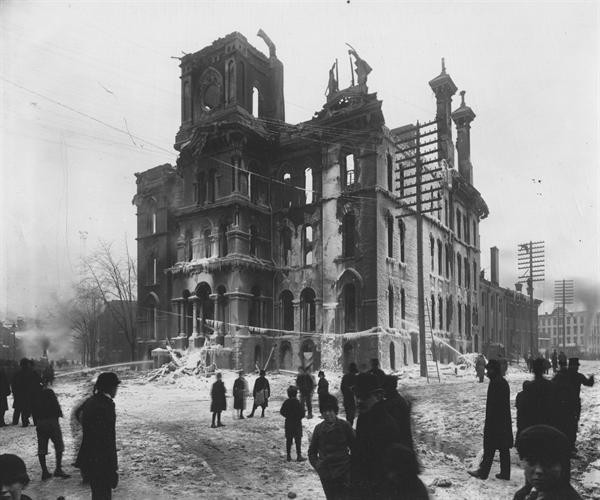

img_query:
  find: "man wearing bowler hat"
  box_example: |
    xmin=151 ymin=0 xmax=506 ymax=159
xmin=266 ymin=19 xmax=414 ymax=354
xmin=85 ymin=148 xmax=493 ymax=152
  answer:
xmin=468 ymin=359 xmax=513 ymax=481
xmin=76 ymin=372 xmax=121 ymax=500
xmin=565 ymin=358 xmax=594 ymax=452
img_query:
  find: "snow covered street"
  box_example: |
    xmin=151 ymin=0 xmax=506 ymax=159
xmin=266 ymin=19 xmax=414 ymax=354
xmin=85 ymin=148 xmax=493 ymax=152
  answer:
xmin=1 ymin=360 xmax=599 ymax=499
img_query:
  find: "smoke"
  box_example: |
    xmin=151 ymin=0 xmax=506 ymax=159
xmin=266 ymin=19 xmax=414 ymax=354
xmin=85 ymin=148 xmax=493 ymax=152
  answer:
xmin=575 ymin=279 xmax=600 ymax=331
xmin=15 ymin=321 xmax=76 ymax=361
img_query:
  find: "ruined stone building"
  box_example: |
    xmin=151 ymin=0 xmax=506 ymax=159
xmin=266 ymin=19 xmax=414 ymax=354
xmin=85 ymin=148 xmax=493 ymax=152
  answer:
xmin=134 ymin=31 xmax=494 ymax=372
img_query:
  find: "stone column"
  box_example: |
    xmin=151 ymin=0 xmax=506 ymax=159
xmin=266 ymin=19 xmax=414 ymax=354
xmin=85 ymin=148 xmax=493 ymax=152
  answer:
xmin=191 ymin=301 xmax=199 ymax=336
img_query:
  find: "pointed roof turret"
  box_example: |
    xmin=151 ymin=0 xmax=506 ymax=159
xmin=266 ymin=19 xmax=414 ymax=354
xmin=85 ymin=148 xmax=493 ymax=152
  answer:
xmin=451 ymin=90 xmax=476 ymax=124
xmin=428 ymin=58 xmax=458 ymax=94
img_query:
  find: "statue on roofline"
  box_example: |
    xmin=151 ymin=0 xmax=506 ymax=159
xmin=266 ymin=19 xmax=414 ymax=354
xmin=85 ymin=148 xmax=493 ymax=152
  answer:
xmin=346 ymin=44 xmax=372 ymax=93
xmin=326 ymin=61 xmax=339 ymax=99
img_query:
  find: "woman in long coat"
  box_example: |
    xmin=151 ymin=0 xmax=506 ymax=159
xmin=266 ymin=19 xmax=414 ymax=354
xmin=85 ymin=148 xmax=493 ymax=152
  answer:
xmin=233 ymin=371 xmax=248 ymax=419
xmin=210 ymin=373 xmax=226 ymax=428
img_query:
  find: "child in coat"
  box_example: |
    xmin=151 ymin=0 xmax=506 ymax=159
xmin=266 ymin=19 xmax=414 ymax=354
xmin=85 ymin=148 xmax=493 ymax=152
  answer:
xmin=280 ymin=386 xmax=306 ymax=462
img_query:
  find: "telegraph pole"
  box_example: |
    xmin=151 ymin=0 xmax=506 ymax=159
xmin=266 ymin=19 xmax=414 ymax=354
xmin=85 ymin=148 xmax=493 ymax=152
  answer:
xmin=517 ymin=241 xmax=545 ymax=355
xmin=554 ymin=279 xmax=574 ymax=350
xmin=396 ymin=119 xmax=443 ymax=377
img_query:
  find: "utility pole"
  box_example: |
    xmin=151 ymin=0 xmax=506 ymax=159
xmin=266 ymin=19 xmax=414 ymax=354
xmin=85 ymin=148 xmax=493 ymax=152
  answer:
xmin=396 ymin=119 xmax=443 ymax=377
xmin=517 ymin=241 xmax=545 ymax=355
xmin=554 ymin=279 xmax=574 ymax=350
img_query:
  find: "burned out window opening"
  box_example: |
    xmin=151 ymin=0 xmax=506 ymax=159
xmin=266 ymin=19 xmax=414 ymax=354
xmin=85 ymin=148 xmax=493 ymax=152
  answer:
xmin=431 ymin=294 xmax=436 ymax=329
xmin=456 ymin=208 xmax=462 ymax=239
xmin=464 ymin=214 xmax=469 ymax=244
xmin=458 ymin=302 xmax=462 ymax=334
xmin=252 ymin=86 xmax=260 ymax=117
xmin=439 ymin=296 xmax=443 ymax=330
xmin=446 ymin=296 xmax=453 ymax=331
xmin=303 ymin=224 xmax=313 ymax=265
xmin=343 ymin=283 xmax=357 ymax=333
xmin=219 ymin=224 xmax=228 ymax=257
xmin=388 ymin=285 xmax=394 ymax=328
xmin=342 ymin=212 xmax=355 ymax=258
xmin=280 ymin=290 xmax=294 ymax=331
xmin=194 ymin=171 xmax=206 ymax=205
xmin=216 ymin=285 xmax=228 ymax=335
xmin=281 ymin=226 xmax=292 ymax=265
xmin=151 ymin=211 xmax=157 ymax=234
xmin=305 ymin=167 xmax=313 ymax=204
xmin=457 ymin=253 xmax=462 ymax=287
xmin=208 ymin=170 xmax=216 ymax=203
xmin=387 ymin=153 xmax=393 ymax=192
xmin=204 ymin=229 xmax=211 ymax=258
xmin=226 ymin=59 xmax=235 ymax=104
xmin=401 ymin=288 xmax=406 ymax=321
xmin=387 ymin=215 xmax=394 ymax=258
xmin=249 ymin=286 xmax=261 ymax=327
xmin=300 ymin=288 xmax=316 ymax=332
xmin=473 ymin=262 xmax=477 ymax=290
xmin=398 ymin=220 xmax=405 ymax=262
xmin=437 ymin=239 xmax=443 ymax=275
xmin=344 ymin=154 xmax=355 ymax=187
xmin=465 ymin=257 xmax=470 ymax=289
xmin=182 ymin=80 xmax=191 ymax=122
xmin=445 ymin=244 xmax=451 ymax=279
xmin=185 ymin=231 xmax=193 ymax=262
xmin=249 ymin=225 xmax=257 ymax=257
xmin=430 ymin=236 xmax=435 ymax=270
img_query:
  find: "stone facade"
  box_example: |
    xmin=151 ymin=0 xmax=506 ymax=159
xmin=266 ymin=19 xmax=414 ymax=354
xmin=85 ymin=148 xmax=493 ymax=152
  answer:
xmin=134 ymin=32 xmax=491 ymax=372
xmin=539 ymin=308 xmax=600 ymax=358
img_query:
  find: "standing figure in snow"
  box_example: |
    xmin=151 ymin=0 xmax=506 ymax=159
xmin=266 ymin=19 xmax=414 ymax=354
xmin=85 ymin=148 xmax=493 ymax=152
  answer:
xmin=367 ymin=358 xmax=386 ymax=388
xmin=233 ymin=371 xmax=248 ymax=419
xmin=382 ymin=375 xmax=415 ymax=452
xmin=32 ymin=377 xmax=70 ymax=480
xmin=248 ymin=370 xmax=270 ymax=418
xmin=317 ymin=371 xmax=330 ymax=415
xmin=76 ymin=372 xmax=120 ymax=500
xmin=551 ymin=349 xmax=558 ymax=373
xmin=296 ymin=367 xmax=315 ymax=419
xmin=210 ymin=372 xmax=226 ymax=428
xmin=308 ymin=395 xmax=355 ymax=499
xmin=468 ymin=359 xmax=513 ymax=481
xmin=475 ymin=354 xmax=486 ymax=383
xmin=11 ymin=358 xmax=40 ymax=427
xmin=279 ymin=385 xmax=306 ymax=462
xmin=340 ymin=363 xmax=358 ymax=426
xmin=513 ymin=425 xmax=582 ymax=500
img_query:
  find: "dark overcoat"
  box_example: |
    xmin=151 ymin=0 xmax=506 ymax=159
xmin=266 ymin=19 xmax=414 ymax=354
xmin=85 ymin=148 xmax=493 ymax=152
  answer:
xmin=384 ymin=391 xmax=415 ymax=452
xmin=340 ymin=372 xmax=357 ymax=410
xmin=483 ymin=376 xmax=513 ymax=449
xmin=75 ymin=393 xmax=118 ymax=484
xmin=233 ymin=377 xmax=248 ymax=410
xmin=10 ymin=367 xmax=40 ymax=412
xmin=210 ymin=380 xmax=226 ymax=412
xmin=0 ymin=368 xmax=10 ymax=412
xmin=252 ymin=376 xmax=270 ymax=408
xmin=515 ymin=378 xmax=557 ymax=437
xmin=280 ymin=397 xmax=305 ymax=437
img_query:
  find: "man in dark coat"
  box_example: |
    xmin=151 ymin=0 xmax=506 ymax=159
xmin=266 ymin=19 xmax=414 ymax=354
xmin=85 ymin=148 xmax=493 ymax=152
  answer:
xmin=248 ymin=370 xmax=270 ymax=418
xmin=367 ymin=358 xmax=386 ymax=388
xmin=382 ymin=375 xmax=415 ymax=452
xmin=468 ymin=359 xmax=513 ymax=480
xmin=340 ymin=363 xmax=358 ymax=426
xmin=11 ymin=358 xmax=41 ymax=427
xmin=551 ymin=349 xmax=558 ymax=373
xmin=233 ymin=371 xmax=248 ymax=419
xmin=76 ymin=372 xmax=120 ymax=500
xmin=552 ymin=358 xmax=577 ymax=450
xmin=317 ymin=371 xmax=330 ymax=415
xmin=515 ymin=357 xmax=557 ymax=439
xmin=295 ymin=367 xmax=315 ymax=419
xmin=0 ymin=365 xmax=11 ymax=426
xmin=475 ymin=354 xmax=486 ymax=383
xmin=210 ymin=372 xmax=226 ymax=428
xmin=352 ymin=373 xmax=407 ymax=499
xmin=561 ymin=358 xmax=594 ymax=451
xmin=513 ymin=425 xmax=582 ymax=500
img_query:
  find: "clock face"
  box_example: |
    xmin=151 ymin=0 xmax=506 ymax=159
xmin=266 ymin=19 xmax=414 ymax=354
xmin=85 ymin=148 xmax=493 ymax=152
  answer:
xmin=203 ymin=84 xmax=219 ymax=110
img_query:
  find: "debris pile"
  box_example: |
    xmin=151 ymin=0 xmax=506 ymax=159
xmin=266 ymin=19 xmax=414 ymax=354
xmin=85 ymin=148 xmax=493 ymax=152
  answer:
xmin=147 ymin=341 xmax=224 ymax=382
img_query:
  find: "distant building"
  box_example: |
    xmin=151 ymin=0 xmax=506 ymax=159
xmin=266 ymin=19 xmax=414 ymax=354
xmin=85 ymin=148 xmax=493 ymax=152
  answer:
xmin=134 ymin=31 xmax=490 ymax=372
xmin=539 ymin=308 xmax=600 ymax=358
xmin=478 ymin=247 xmax=542 ymax=360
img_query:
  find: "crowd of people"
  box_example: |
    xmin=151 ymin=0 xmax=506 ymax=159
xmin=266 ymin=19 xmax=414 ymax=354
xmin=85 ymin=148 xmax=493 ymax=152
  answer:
xmin=1 ymin=354 xmax=596 ymax=500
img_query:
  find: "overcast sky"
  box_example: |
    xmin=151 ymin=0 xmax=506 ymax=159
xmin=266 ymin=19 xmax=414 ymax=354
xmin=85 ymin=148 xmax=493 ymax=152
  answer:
xmin=1 ymin=0 xmax=598 ymax=318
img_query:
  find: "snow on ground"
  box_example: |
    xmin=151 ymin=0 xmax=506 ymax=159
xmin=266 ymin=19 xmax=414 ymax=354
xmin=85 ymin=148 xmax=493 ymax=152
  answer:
xmin=1 ymin=360 xmax=599 ymax=499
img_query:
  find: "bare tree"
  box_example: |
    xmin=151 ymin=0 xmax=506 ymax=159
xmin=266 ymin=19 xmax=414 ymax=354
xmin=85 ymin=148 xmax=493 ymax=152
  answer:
xmin=68 ymin=280 xmax=103 ymax=366
xmin=85 ymin=240 xmax=138 ymax=361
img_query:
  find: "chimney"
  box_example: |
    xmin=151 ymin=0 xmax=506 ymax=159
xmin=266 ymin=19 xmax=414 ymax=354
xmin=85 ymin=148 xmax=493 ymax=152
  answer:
xmin=490 ymin=246 xmax=499 ymax=285
xmin=515 ymin=283 xmax=523 ymax=292
xmin=428 ymin=58 xmax=457 ymax=167
xmin=451 ymin=90 xmax=476 ymax=184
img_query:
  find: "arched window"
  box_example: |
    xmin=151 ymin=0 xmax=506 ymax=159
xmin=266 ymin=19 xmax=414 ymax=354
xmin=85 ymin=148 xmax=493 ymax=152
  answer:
xmin=254 ymin=344 xmax=262 ymax=367
xmin=465 ymin=257 xmax=470 ymax=289
xmin=398 ymin=221 xmax=405 ymax=262
xmin=401 ymin=288 xmax=406 ymax=320
xmin=456 ymin=208 xmax=462 ymax=239
xmin=445 ymin=244 xmax=451 ymax=279
xmin=466 ymin=306 xmax=471 ymax=338
xmin=239 ymin=62 xmax=245 ymax=106
xmin=342 ymin=212 xmax=355 ymax=258
xmin=458 ymin=302 xmax=462 ymax=334
xmin=438 ymin=296 xmax=443 ymax=330
xmin=185 ymin=231 xmax=193 ymax=262
xmin=472 ymin=219 xmax=477 ymax=247
xmin=208 ymin=170 xmax=215 ymax=203
xmin=249 ymin=225 xmax=257 ymax=257
xmin=473 ymin=262 xmax=477 ymax=290
xmin=249 ymin=286 xmax=261 ymax=328
xmin=216 ymin=285 xmax=228 ymax=335
xmin=388 ymin=285 xmax=394 ymax=328
xmin=343 ymin=283 xmax=357 ymax=332
xmin=148 ymin=295 xmax=159 ymax=340
xmin=464 ymin=214 xmax=469 ymax=244
xmin=457 ymin=253 xmax=462 ymax=286
xmin=226 ymin=60 xmax=235 ymax=104
xmin=151 ymin=212 xmax=157 ymax=234
xmin=444 ymin=198 xmax=449 ymax=227
xmin=387 ymin=153 xmax=393 ymax=191
xmin=430 ymin=236 xmax=435 ymax=270
xmin=387 ymin=215 xmax=394 ymax=258
xmin=204 ymin=229 xmax=211 ymax=258
xmin=280 ymin=290 xmax=294 ymax=331
xmin=446 ymin=296 xmax=453 ymax=331
xmin=281 ymin=227 xmax=292 ymax=265
xmin=182 ymin=80 xmax=191 ymax=122
xmin=303 ymin=225 xmax=313 ymax=265
xmin=219 ymin=224 xmax=228 ymax=257
xmin=390 ymin=342 xmax=396 ymax=371
xmin=431 ymin=294 xmax=436 ymax=329
xmin=300 ymin=288 xmax=316 ymax=332
xmin=252 ymin=86 xmax=259 ymax=117
xmin=437 ymin=239 xmax=442 ymax=275
xmin=305 ymin=167 xmax=313 ymax=204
